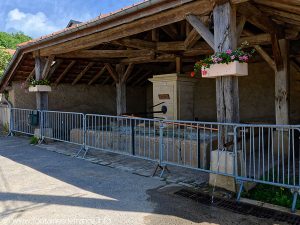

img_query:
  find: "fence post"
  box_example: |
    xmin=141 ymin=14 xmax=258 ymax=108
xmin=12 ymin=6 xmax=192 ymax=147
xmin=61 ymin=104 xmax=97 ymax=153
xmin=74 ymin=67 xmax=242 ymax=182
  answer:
xmin=131 ymin=119 xmax=135 ymax=155
xmin=159 ymin=121 xmax=164 ymax=166
xmin=8 ymin=107 xmax=14 ymax=136
xmin=39 ymin=110 xmax=43 ymax=140
xmin=83 ymin=114 xmax=86 ymax=150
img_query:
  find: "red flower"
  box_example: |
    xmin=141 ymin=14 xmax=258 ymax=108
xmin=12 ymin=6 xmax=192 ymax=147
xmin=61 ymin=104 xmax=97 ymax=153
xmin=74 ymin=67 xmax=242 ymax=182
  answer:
xmin=202 ymin=70 xmax=207 ymax=76
xmin=190 ymin=71 xmax=195 ymax=77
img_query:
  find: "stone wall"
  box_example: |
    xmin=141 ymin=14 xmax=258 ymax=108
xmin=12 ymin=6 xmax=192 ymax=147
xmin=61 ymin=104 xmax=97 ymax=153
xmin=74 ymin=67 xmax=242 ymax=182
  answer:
xmin=8 ymin=61 xmax=300 ymax=123
xmin=193 ymin=62 xmax=300 ymax=124
xmin=8 ymin=83 xmax=147 ymax=115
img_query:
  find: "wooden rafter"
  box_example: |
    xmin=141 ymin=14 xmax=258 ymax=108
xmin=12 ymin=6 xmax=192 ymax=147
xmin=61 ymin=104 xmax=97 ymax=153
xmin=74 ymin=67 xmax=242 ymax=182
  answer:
xmin=44 ymin=59 xmax=63 ymax=80
xmin=112 ymin=38 xmax=156 ymax=50
xmin=25 ymin=68 xmax=35 ymax=82
xmin=184 ymin=29 xmax=201 ymax=49
xmin=186 ymin=14 xmax=214 ymax=49
xmin=88 ymin=67 xmax=106 ymax=85
xmin=57 ymin=49 xmax=153 ymax=59
xmin=236 ymin=16 xmax=246 ymax=40
xmin=72 ymin=62 xmax=94 ymax=85
xmin=55 ymin=60 xmax=76 ymax=85
xmin=254 ymin=45 xmax=276 ymax=71
xmin=254 ymin=0 xmax=300 ymax=14
xmin=41 ymin=55 xmax=55 ymax=79
xmin=104 ymin=63 xmax=118 ymax=82
xmin=161 ymin=24 xmax=178 ymax=40
xmin=39 ymin=0 xmax=213 ymax=56
xmin=122 ymin=63 xmax=135 ymax=83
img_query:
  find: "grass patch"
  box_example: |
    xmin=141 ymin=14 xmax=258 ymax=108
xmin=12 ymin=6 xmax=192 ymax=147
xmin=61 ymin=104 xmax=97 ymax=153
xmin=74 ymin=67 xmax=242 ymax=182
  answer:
xmin=242 ymin=183 xmax=300 ymax=209
xmin=29 ymin=136 xmax=39 ymax=145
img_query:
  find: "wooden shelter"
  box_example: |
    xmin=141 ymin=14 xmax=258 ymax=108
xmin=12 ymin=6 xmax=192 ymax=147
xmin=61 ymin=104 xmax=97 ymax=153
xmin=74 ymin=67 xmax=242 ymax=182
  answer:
xmin=0 ymin=0 xmax=300 ymax=124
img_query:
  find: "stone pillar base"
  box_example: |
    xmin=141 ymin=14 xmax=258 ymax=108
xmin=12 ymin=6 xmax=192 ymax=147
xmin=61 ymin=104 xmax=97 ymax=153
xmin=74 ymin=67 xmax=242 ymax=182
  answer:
xmin=209 ymin=150 xmax=255 ymax=192
xmin=34 ymin=128 xmax=53 ymax=142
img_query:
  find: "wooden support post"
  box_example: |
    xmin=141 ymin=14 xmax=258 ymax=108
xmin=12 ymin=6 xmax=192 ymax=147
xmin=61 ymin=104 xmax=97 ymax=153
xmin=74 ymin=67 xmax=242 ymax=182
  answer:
xmin=176 ymin=57 xmax=181 ymax=74
xmin=275 ymin=39 xmax=289 ymax=125
xmin=116 ymin=64 xmax=126 ymax=116
xmin=214 ymin=2 xmax=239 ymax=124
xmin=35 ymin=52 xmax=48 ymax=110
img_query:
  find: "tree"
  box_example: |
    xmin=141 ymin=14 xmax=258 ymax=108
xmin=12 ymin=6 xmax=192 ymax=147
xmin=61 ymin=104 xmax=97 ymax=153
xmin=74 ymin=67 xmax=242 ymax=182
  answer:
xmin=0 ymin=47 xmax=13 ymax=77
xmin=0 ymin=32 xmax=32 ymax=77
xmin=0 ymin=32 xmax=31 ymax=49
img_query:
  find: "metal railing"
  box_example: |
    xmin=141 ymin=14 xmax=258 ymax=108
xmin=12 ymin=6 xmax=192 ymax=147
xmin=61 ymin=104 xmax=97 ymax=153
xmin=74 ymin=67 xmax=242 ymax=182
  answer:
xmin=2 ymin=108 xmax=300 ymax=212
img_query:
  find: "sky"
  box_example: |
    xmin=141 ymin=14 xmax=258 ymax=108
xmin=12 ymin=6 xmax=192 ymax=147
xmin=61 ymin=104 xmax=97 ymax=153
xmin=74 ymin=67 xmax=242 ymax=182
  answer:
xmin=0 ymin=0 xmax=141 ymax=38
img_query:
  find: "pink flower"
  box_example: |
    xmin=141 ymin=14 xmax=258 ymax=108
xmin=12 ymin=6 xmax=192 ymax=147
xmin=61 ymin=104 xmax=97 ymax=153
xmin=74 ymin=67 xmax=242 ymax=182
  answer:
xmin=201 ymin=70 xmax=207 ymax=76
xmin=217 ymin=57 xmax=223 ymax=62
xmin=231 ymin=55 xmax=235 ymax=60
xmin=226 ymin=49 xmax=232 ymax=55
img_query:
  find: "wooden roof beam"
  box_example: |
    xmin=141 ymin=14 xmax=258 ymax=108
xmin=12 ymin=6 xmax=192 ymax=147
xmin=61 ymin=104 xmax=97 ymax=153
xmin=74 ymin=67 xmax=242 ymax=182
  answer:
xmin=111 ymin=38 xmax=156 ymax=50
xmin=104 ymin=63 xmax=119 ymax=82
xmin=186 ymin=14 xmax=214 ymax=50
xmin=184 ymin=29 xmax=201 ymax=49
xmin=161 ymin=24 xmax=179 ymax=40
xmin=56 ymin=49 xmax=154 ymax=59
xmin=41 ymin=55 xmax=55 ymax=79
xmin=55 ymin=60 xmax=76 ymax=85
xmin=88 ymin=67 xmax=106 ymax=85
xmin=72 ymin=62 xmax=94 ymax=85
xmin=44 ymin=59 xmax=63 ymax=80
xmin=122 ymin=63 xmax=135 ymax=83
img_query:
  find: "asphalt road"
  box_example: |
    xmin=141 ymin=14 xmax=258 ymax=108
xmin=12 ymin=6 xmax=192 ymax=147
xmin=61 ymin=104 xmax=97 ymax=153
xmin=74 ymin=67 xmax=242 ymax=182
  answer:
xmin=0 ymin=136 xmax=285 ymax=225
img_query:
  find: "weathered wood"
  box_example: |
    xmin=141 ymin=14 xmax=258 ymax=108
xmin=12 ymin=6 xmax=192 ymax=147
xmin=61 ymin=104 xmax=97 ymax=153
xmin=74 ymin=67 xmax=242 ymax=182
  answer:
xmin=116 ymin=64 xmax=126 ymax=116
xmin=26 ymin=68 xmax=35 ymax=82
xmin=35 ymin=53 xmax=48 ymax=110
xmin=236 ymin=16 xmax=246 ymax=40
xmin=254 ymin=0 xmax=300 ymax=14
xmin=254 ymin=45 xmax=276 ymax=71
xmin=57 ymin=49 xmax=153 ymax=59
xmin=157 ymin=42 xmax=185 ymax=51
xmin=214 ymin=2 xmax=239 ymax=124
xmin=112 ymin=38 xmax=156 ymax=50
xmin=271 ymin=33 xmax=284 ymax=71
xmin=88 ymin=67 xmax=106 ymax=85
xmin=72 ymin=62 xmax=94 ymax=85
xmin=291 ymin=60 xmax=300 ymax=72
xmin=275 ymin=39 xmax=289 ymax=125
xmin=122 ymin=63 xmax=135 ymax=83
xmin=184 ymin=29 xmax=201 ymax=49
xmin=176 ymin=57 xmax=181 ymax=73
xmin=186 ymin=14 xmax=215 ymax=49
xmin=41 ymin=55 xmax=55 ymax=79
xmin=55 ymin=60 xmax=76 ymax=85
xmin=161 ymin=24 xmax=179 ymax=40
xmin=231 ymin=0 xmax=249 ymax=3
xmin=239 ymin=33 xmax=271 ymax=46
xmin=105 ymin=63 xmax=118 ymax=82
xmin=39 ymin=0 xmax=213 ymax=56
xmin=151 ymin=29 xmax=159 ymax=42
xmin=44 ymin=59 xmax=63 ymax=80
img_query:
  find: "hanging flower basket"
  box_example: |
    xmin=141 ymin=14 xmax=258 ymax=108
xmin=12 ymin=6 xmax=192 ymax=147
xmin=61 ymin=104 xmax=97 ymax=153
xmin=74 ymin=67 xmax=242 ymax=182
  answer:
xmin=192 ymin=43 xmax=255 ymax=79
xmin=201 ymin=61 xmax=248 ymax=78
xmin=28 ymin=79 xmax=51 ymax=92
xmin=29 ymin=85 xmax=52 ymax=92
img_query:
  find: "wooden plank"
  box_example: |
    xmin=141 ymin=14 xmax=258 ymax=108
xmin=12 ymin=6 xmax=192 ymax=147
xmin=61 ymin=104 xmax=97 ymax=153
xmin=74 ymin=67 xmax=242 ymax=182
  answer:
xmin=55 ymin=60 xmax=76 ymax=85
xmin=39 ymin=0 xmax=213 ymax=56
xmin=56 ymin=49 xmax=155 ymax=59
xmin=231 ymin=0 xmax=249 ymax=3
xmin=112 ymin=38 xmax=156 ymax=50
xmin=214 ymin=2 xmax=239 ymax=124
xmin=151 ymin=29 xmax=159 ymax=42
xmin=258 ymin=5 xmax=300 ymax=22
xmin=104 ymin=63 xmax=119 ymax=82
xmin=271 ymin=33 xmax=283 ymax=70
xmin=176 ymin=57 xmax=181 ymax=73
xmin=88 ymin=67 xmax=106 ymax=85
xmin=236 ymin=16 xmax=246 ymax=40
xmin=72 ymin=62 xmax=94 ymax=85
xmin=186 ymin=14 xmax=214 ymax=49
xmin=44 ymin=59 xmax=63 ymax=80
xmin=41 ymin=55 xmax=55 ymax=79
xmin=254 ymin=45 xmax=276 ymax=71
xmin=122 ymin=63 xmax=135 ymax=83
xmin=25 ymin=68 xmax=35 ymax=82
xmin=35 ymin=53 xmax=48 ymax=110
xmin=161 ymin=24 xmax=179 ymax=40
xmin=254 ymin=0 xmax=300 ymax=15
xmin=184 ymin=29 xmax=201 ymax=49
xmin=275 ymin=39 xmax=289 ymax=125
xmin=116 ymin=64 xmax=126 ymax=116
xmin=157 ymin=41 xmax=185 ymax=51
xmin=239 ymin=33 xmax=271 ymax=46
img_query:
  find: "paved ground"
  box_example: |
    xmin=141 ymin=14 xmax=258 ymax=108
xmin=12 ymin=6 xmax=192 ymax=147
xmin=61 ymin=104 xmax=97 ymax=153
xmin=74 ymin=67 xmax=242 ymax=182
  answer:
xmin=0 ymin=136 xmax=286 ymax=225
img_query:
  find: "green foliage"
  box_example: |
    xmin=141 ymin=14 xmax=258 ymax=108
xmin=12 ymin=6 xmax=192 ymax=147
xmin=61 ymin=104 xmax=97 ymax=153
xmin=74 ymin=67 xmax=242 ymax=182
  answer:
xmin=0 ymin=32 xmax=31 ymax=49
xmin=242 ymin=183 xmax=300 ymax=209
xmin=29 ymin=79 xmax=51 ymax=86
xmin=192 ymin=42 xmax=255 ymax=77
xmin=29 ymin=136 xmax=39 ymax=145
xmin=0 ymin=47 xmax=13 ymax=77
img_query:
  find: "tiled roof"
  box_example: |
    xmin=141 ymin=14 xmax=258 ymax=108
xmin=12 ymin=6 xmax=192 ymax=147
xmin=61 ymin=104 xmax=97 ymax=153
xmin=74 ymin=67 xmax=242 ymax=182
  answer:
xmin=18 ymin=0 xmax=150 ymax=48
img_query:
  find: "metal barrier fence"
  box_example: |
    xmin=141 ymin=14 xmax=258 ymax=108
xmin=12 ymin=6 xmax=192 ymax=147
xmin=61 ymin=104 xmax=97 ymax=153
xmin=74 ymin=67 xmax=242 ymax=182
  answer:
xmin=2 ymin=108 xmax=300 ymax=212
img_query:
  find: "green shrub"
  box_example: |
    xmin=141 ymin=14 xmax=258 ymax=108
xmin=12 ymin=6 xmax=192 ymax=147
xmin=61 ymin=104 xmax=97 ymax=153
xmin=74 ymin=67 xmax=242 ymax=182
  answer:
xmin=29 ymin=136 xmax=39 ymax=145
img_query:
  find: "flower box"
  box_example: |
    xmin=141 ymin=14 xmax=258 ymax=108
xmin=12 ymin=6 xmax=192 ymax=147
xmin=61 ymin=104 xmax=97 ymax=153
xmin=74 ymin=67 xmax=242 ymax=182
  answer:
xmin=29 ymin=85 xmax=52 ymax=92
xmin=202 ymin=61 xmax=248 ymax=78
